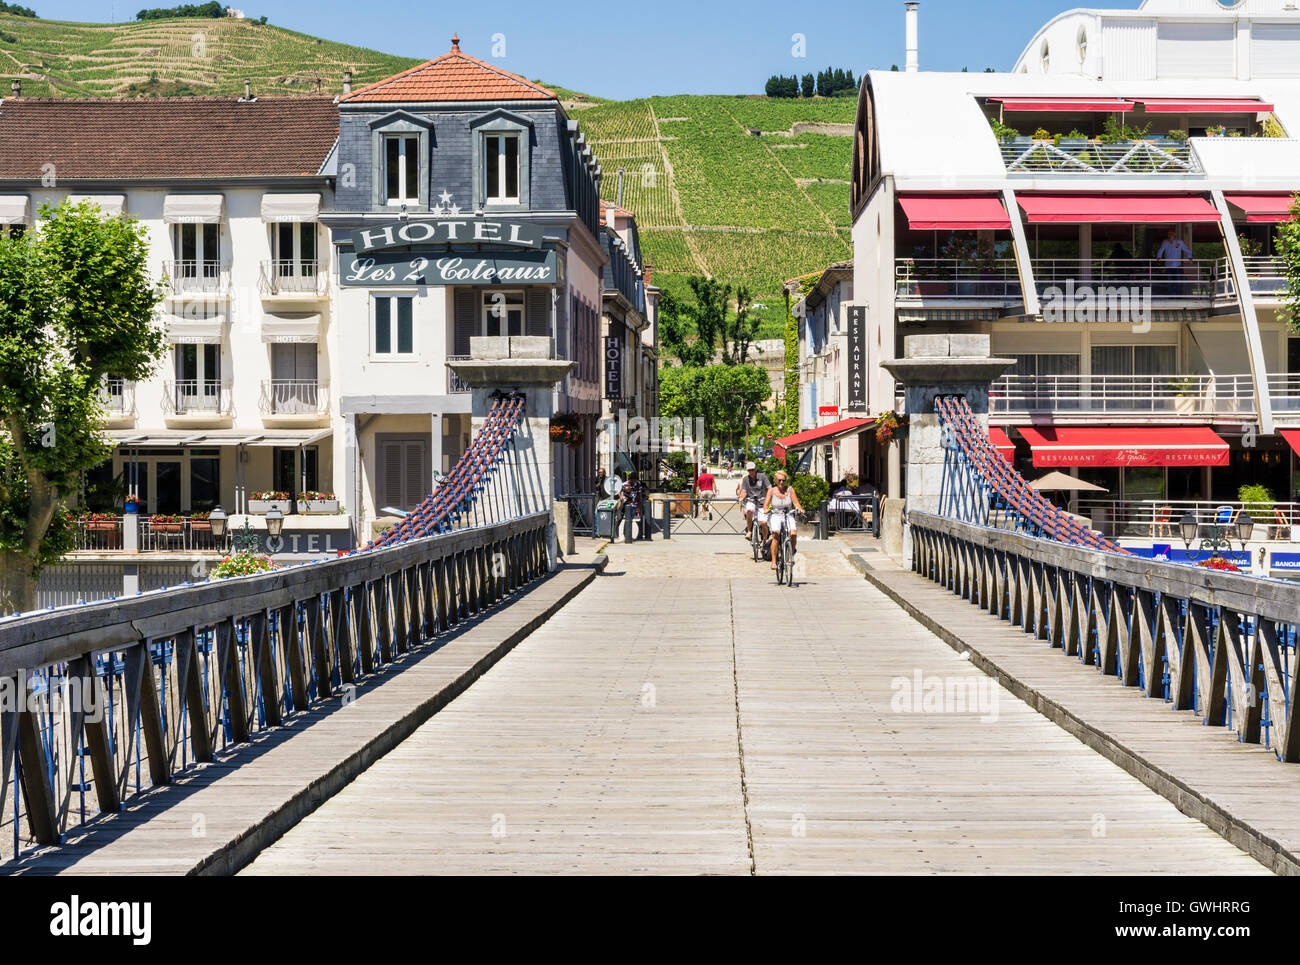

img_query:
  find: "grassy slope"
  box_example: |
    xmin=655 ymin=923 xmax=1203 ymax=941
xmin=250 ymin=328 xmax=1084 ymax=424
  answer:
xmin=565 ymin=92 xmax=855 ymax=337
xmin=0 ymin=14 xmax=855 ymax=335
xmin=0 ymin=13 xmax=418 ymax=97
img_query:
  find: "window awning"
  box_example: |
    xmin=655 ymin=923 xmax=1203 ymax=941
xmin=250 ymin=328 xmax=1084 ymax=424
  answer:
xmin=1136 ymin=98 xmax=1274 ymax=114
xmin=989 ymin=427 xmax=1015 ymax=462
xmin=261 ymin=313 xmax=322 ymax=343
xmin=66 ymin=194 xmax=126 ymax=217
xmin=1016 ymin=193 xmax=1221 ymax=224
xmin=1017 ymin=426 xmax=1229 ymax=467
xmin=1224 ymin=193 xmax=1298 ymax=224
xmin=898 ymin=193 xmax=1011 ymax=231
xmin=163 ymin=194 xmax=224 ymax=224
xmin=1281 ymin=429 xmax=1300 ymax=458
xmin=0 ymin=195 xmax=29 ymax=225
xmin=261 ymin=193 xmax=321 ymax=223
xmin=167 ymin=312 xmax=225 ymax=344
xmin=988 ymin=97 xmax=1134 ymax=113
xmin=773 ymin=418 xmax=874 ymax=460
xmin=109 ymin=428 xmax=332 ymax=447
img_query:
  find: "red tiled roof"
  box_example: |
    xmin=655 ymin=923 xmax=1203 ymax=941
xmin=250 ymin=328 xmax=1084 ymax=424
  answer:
xmin=0 ymin=96 xmax=339 ymax=181
xmin=342 ymin=34 xmax=555 ymax=104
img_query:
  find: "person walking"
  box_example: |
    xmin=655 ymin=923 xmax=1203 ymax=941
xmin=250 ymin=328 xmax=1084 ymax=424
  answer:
xmin=1156 ymin=228 xmax=1193 ymax=296
xmin=696 ymin=463 xmax=716 ymax=520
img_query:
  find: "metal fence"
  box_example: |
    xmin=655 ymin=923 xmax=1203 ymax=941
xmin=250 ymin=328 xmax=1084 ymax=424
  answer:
xmin=1076 ymin=499 xmax=1300 ymax=541
xmin=909 ymin=511 xmax=1300 ymax=764
xmin=0 ymin=511 xmax=550 ymax=864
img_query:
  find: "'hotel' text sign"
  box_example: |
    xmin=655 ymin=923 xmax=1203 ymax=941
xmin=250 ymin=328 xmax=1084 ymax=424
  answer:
xmin=351 ymin=219 xmax=545 ymax=253
xmin=340 ymin=249 xmax=557 ymax=287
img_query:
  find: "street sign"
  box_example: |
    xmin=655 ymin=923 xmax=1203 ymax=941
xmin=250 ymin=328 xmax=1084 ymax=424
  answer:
xmin=605 ymin=475 xmax=623 ymax=497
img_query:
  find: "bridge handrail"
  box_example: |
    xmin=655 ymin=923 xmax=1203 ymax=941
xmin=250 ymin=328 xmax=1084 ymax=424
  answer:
xmin=0 ymin=510 xmax=551 ymax=861
xmin=909 ymin=510 xmax=1300 ymax=762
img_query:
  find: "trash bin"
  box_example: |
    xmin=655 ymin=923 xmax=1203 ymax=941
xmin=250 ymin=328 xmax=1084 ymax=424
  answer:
xmin=596 ymin=499 xmax=618 ymax=538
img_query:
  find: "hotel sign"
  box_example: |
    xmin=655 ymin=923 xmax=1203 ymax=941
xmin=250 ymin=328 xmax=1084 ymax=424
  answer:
xmin=350 ymin=219 xmax=545 ymax=254
xmin=604 ymin=335 xmax=623 ymax=399
xmin=340 ymin=249 xmax=557 ymax=287
xmin=846 ymin=305 xmax=867 ymax=413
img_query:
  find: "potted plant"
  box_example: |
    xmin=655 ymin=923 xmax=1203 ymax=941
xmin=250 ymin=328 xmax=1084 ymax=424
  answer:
xmin=149 ymin=513 xmax=184 ymax=533
xmin=1205 ymin=124 xmax=1227 ymax=138
xmin=210 ymin=553 xmax=275 ymax=579
xmin=249 ymin=490 xmax=292 ymax=513
xmin=1058 ymin=129 xmax=1089 ymax=149
xmin=875 ymin=411 xmax=903 ymax=445
xmin=1167 ymin=375 xmax=1200 ymax=414
xmin=188 ymin=511 xmax=211 ymax=533
xmin=81 ymin=511 xmax=119 ymax=533
xmin=297 ymin=491 xmax=340 ymax=514
xmin=1196 ymin=556 xmax=1241 ymax=573
xmin=124 ymin=493 xmax=140 ymax=515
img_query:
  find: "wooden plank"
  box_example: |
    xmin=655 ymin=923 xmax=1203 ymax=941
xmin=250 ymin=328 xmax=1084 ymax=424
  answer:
xmin=251 ymin=610 xmax=282 ymax=728
xmin=281 ymin=604 xmax=309 ymax=712
xmin=17 ymin=702 xmax=59 ymax=844
xmin=136 ymin=641 xmax=171 ymax=787
xmin=216 ymin=619 xmax=249 ymax=745
xmin=176 ymin=627 xmax=213 ymax=766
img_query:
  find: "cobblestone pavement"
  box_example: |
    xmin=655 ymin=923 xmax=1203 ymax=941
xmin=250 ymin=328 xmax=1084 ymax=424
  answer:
xmin=598 ymin=533 xmax=862 ymax=579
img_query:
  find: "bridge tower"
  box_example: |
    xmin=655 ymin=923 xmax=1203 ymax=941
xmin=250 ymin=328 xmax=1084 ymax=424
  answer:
xmin=881 ymin=334 xmax=1014 ymax=558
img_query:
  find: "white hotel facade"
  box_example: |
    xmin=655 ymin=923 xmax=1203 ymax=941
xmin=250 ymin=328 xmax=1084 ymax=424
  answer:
xmin=839 ymin=0 xmax=1300 ymax=535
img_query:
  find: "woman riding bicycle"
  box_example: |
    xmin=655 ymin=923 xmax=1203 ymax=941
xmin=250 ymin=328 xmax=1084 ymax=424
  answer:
xmin=762 ymin=470 xmax=804 ymax=570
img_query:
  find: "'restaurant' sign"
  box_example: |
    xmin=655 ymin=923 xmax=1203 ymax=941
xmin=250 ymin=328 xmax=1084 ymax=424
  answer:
xmin=846 ymin=305 xmax=867 ymax=413
xmin=340 ymin=249 xmax=557 ymax=287
xmin=350 ymin=219 xmax=544 ymax=254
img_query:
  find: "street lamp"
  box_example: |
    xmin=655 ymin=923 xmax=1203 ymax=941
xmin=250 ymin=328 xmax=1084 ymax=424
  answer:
xmin=265 ymin=507 xmax=284 ymax=539
xmin=208 ymin=506 xmax=228 ymax=538
xmin=1181 ymin=510 xmax=1253 ymax=562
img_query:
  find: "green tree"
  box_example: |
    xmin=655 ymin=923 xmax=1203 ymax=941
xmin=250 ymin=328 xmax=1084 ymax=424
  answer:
xmin=720 ymin=285 xmax=756 ymax=366
xmin=0 ymin=201 xmax=166 ymax=612
xmin=1279 ymin=193 xmax=1300 ymax=333
xmin=782 ymin=290 xmax=800 ymax=436
xmin=703 ymin=363 xmax=771 ymax=456
xmin=657 ymin=276 xmax=752 ymax=367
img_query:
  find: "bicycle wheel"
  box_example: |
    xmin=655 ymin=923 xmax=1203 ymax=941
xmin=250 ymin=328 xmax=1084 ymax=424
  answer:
xmin=776 ymin=535 xmax=787 ymax=584
xmin=751 ymin=524 xmax=762 ymax=561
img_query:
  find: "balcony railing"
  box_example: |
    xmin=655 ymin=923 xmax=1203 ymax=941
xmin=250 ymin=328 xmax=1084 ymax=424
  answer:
xmin=1075 ymin=499 xmax=1300 ymax=541
xmin=1000 ymin=138 xmax=1202 ymax=176
xmin=991 ymin=373 xmax=1256 ymax=417
xmin=1215 ymin=255 xmax=1290 ymax=300
xmin=163 ymin=259 xmax=231 ymax=295
xmin=163 ymin=379 xmax=233 ymax=416
xmin=1033 ymin=258 xmax=1218 ymax=300
xmin=448 ymin=355 xmax=471 ymax=393
xmin=259 ymin=260 xmax=328 ymax=297
xmin=97 ymin=379 xmax=135 ymax=418
xmin=895 ymin=258 xmax=1023 ymax=301
xmin=259 ymin=379 xmax=329 ymax=416
xmin=72 ymin=516 xmax=231 ymax=552
xmin=1269 ymin=374 xmax=1300 ymax=415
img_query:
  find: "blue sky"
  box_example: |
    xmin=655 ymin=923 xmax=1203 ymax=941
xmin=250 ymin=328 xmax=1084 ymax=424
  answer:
xmin=36 ymin=0 xmax=1083 ymax=98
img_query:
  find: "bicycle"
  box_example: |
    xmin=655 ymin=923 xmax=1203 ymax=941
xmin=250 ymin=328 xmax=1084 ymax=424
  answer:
xmin=769 ymin=509 xmax=802 ymax=587
xmin=748 ymin=505 xmax=763 ymax=561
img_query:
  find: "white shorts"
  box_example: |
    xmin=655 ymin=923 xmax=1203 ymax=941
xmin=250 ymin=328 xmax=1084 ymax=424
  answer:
xmin=743 ymin=499 xmax=757 ymax=514
xmin=769 ymin=512 xmax=797 ymax=533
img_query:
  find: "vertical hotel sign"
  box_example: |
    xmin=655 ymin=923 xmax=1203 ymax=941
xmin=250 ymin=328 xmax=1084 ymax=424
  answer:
xmin=846 ymin=305 xmax=867 ymax=412
xmin=604 ymin=335 xmax=622 ymax=399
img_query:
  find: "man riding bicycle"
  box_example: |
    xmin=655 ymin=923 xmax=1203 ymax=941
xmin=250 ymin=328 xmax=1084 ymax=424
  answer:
xmin=762 ymin=470 xmax=804 ymax=570
xmin=736 ymin=461 xmax=772 ymax=542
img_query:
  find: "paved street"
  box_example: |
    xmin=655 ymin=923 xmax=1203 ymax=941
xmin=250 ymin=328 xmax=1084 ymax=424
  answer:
xmin=245 ymin=537 xmax=1265 ymax=875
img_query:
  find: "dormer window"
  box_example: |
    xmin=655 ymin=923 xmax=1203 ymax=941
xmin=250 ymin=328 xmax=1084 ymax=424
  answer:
xmin=485 ymin=133 xmax=520 ymax=202
xmin=385 ymin=135 xmax=420 ymax=205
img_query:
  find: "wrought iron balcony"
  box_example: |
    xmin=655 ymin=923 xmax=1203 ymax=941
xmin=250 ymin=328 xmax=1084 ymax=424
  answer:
xmin=1000 ymin=138 xmax=1202 ymax=176
xmin=97 ymin=378 xmax=135 ymax=418
xmin=162 ymin=379 xmax=233 ymax=416
xmin=447 ymin=355 xmax=471 ymax=394
xmin=259 ymin=379 xmax=329 ymax=416
xmin=162 ymin=259 xmax=231 ymax=295
xmin=990 ymin=373 xmax=1256 ymax=417
xmin=259 ymin=260 xmax=328 ymax=297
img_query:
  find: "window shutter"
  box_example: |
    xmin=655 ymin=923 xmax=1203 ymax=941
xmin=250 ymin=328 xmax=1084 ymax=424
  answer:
xmin=381 ymin=442 xmax=402 ymax=511
xmin=525 ymin=287 xmax=549 ymax=338
xmin=404 ymin=440 xmax=427 ymax=509
xmin=454 ymin=289 xmax=476 ymax=355
xmin=295 ymin=343 xmax=318 ymax=382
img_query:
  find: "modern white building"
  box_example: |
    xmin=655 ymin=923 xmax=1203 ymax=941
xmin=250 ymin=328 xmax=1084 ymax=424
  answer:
xmin=847 ymin=0 xmax=1300 ymax=538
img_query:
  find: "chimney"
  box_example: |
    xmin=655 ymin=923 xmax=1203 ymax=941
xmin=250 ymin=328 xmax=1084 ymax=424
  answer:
xmin=905 ymin=2 xmax=919 ymax=73
xmin=10 ymin=78 xmax=20 ymax=97
xmin=342 ymin=70 xmax=353 ymax=94
xmin=244 ymin=78 xmax=252 ymax=100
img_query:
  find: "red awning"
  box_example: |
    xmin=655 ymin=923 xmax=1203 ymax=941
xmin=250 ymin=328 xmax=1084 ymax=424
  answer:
xmin=898 ymin=193 xmax=1011 ymax=231
xmin=1281 ymin=429 xmax=1300 ymax=458
xmin=1016 ymin=193 xmax=1221 ymax=224
xmin=1017 ymin=426 xmax=1229 ymax=468
xmin=773 ymin=418 xmax=874 ymax=460
xmin=1224 ymin=193 xmax=1299 ymax=224
xmin=989 ymin=427 xmax=1015 ymax=463
xmin=988 ymin=97 xmax=1134 ymax=113
xmin=1137 ymin=98 xmax=1274 ymax=114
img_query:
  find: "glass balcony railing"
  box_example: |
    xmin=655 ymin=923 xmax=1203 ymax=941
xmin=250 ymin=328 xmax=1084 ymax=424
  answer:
xmin=990 ymin=373 xmax=1256 ymax=417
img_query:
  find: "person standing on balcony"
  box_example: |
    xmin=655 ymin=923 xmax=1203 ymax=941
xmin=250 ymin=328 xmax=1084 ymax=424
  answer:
xmin=1156 ymin=228 xmax=1193 ymax=296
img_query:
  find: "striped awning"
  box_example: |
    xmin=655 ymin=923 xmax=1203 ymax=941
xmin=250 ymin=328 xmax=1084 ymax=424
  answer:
xmin=164 ymin=194 xmax=224 ymax=224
